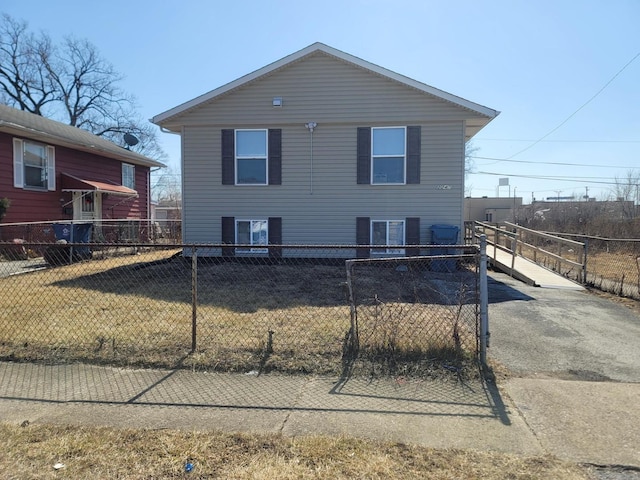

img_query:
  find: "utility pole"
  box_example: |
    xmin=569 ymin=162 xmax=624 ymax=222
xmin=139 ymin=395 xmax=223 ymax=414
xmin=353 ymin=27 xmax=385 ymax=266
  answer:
xmin=584 ymin=186 xmax=589 ymax=201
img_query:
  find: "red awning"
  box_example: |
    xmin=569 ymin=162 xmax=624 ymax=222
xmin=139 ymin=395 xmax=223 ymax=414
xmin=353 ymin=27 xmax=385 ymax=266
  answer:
xmin=61 ymin=173 xmax=138 ymax=197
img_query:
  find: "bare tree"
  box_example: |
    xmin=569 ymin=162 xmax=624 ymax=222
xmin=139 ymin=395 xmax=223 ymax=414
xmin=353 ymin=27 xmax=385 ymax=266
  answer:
xmin=465 ymin=140 xmax=477 ymax=176
xmin=0 ymin=14 xmax=55 ymax=114
xmin=0 ymin=13 xmax=165 ymax=161
xmin=464 ymin=140 xmax=478 ymax=196
xmin=609 ymin=169 xmax=639 ymax=219
xmin=151 ymin=166 xmax=181 ymax=203
xmin=611 ymin=169 xmax=640 ymax=202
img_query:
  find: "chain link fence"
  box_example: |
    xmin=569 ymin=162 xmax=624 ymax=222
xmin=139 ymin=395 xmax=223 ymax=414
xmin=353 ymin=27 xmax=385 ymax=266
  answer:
xmin=345 ymin=254 xmax=479 ymax=378
xmin=524 ymin=232 xmax=640 ymax=300
xmin=576 ymin=236 xmax=640 ymax=300
xmin=0 ymin=242 xmax=482 ymax=378
xmin=0 ymin=220 xmax=182 ymax=260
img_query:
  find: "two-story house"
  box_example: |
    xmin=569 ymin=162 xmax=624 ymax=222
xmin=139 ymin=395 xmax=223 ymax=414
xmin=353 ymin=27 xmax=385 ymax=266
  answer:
xmin=152 ymin=43 xmax=498 ymax=257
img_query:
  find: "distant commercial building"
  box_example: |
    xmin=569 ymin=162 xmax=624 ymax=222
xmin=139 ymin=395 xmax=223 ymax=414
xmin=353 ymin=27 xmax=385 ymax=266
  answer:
xmin=464 ymin=197 xmax=523 ymax=223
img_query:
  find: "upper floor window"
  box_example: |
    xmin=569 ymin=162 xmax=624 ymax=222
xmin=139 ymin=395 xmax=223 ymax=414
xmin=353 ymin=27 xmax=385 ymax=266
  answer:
xmin=357 ymin=126 xmax=420 ymax=185
xmin=13 ymin=138 xmax=56 ymax=191
xmin=222 ymin=129 xmax=281 ymax=186
xmin=236 ymin=130 xmax=267 ymax=185
xmin=372 ymin=127 xmax=406 ymax=184
xmin=122 ymin=163 xmax=135 ymax=189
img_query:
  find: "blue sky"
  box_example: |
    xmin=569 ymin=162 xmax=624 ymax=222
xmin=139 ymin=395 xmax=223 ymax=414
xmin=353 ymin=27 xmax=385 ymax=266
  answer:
xmin=3 ymin=0 xmax=639 ymax=203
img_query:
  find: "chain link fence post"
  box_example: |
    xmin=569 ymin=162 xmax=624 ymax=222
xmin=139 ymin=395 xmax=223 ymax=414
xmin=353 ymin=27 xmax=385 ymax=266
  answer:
xmin=191 ymin=246 xmax=197 ymax=353
xmin=479 ymin=235 xmax=490 ymax=366
xmin=582 ymin=237 xmax=588 ymax=285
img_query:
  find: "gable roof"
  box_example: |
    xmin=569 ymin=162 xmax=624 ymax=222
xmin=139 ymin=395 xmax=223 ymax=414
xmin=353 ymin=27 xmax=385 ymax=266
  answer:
xmin=0 ymin=103 xmax=165 ymax=168
xmin=152 ymin=42 xmax=499 ymax=136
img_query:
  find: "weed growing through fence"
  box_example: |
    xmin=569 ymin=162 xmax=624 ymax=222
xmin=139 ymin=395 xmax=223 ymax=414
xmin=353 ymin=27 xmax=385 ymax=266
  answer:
xmin=346 ymin=258 xmax=479 ymax=379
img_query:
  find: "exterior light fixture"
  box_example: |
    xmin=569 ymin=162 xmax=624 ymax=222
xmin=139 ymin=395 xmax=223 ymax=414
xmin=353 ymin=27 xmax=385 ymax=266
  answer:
xmin=272 ymin=97 xmax=283 ymax=107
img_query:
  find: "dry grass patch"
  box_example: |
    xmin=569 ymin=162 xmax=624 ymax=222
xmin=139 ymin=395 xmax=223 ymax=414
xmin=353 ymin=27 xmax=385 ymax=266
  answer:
xmin=0 ymin=422 xmax=591 ymax=480
xmin=1 ymin=251 xmax=479 ymax=378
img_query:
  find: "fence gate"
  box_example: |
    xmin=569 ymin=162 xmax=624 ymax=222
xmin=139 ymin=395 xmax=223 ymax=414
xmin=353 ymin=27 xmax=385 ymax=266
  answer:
xmin=345 ymin=252 xmax=481 ymax=377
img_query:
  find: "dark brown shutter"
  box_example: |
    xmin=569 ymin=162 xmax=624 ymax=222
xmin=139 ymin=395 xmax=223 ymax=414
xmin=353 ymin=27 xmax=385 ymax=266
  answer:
xmin=405 ymin=217 xmax=420 ymax=256
xmin=221 ymin=216 xmax=235 ymax=257
xmin=268 ymin=217 xmax=282 ymax=258
xmin=406 ymin=126 xmax=421 ymax=184
xmin=357 ymin=127 xmax=371 ymax=184
xmin=268 ymin=129 xmax=282 ymax=185
xmin=356 ymin=216 xmax=370 ymax=258
xmin=221 ymin=129 xmax=235 ymax=185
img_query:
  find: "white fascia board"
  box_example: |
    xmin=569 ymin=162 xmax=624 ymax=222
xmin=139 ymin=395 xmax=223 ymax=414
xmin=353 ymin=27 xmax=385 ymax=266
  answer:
xmin=151 ymin=42 xmax=499 ymax=126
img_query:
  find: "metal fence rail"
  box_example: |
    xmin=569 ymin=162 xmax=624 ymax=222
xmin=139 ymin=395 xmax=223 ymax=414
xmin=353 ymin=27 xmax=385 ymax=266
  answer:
xmin=467 ymin=221 xmax=640 ymax=301
xmin=0 ymin=219 xmax=182 ymax=254
xmin=553 ymin=234 xmax=640 ymax=300
xmin=0 ymin=243 xmax=483 ymax=377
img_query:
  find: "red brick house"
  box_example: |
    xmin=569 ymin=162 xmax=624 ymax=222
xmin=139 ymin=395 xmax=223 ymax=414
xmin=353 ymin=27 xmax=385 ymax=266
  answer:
xmin=0 ymin=103 xmax=164 ymax=225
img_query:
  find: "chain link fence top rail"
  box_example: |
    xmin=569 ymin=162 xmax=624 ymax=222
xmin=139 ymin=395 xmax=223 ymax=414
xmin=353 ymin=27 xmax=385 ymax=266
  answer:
xmin=573 ymin=236 xmax=640 ymax=300
xmin=533 ymin=232 xmax=640 ymax=300
xmin=0 ymin=219 xmax=182 ymax=257
xmin=1 ymin=241 xmax=481 ymax=378
xmin=467 ymin=221 xmax=640 ymax=301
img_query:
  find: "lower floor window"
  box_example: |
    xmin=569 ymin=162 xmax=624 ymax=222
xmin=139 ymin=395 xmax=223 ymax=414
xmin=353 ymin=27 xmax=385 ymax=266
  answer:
xmin=236 ymin=219 xmax=268 ymax=252
xmin=371 ymin=220 xmax=405 ymax=254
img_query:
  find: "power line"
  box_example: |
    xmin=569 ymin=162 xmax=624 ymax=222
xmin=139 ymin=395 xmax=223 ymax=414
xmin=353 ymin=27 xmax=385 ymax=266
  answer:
xmin=506 ymin=51 xmax=640 ymax=159
xmin=474 ymin=171 xmax=635 ymax=186
xmin=476 ymin=138 xmax=640 ymax=143
xmin=470 ymin=155 xmax=633 ymax=168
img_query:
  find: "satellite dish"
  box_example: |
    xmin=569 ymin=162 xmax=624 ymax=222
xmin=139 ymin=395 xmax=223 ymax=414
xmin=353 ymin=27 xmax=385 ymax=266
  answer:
xmin=124 ymin=133 xmax=139 ymax=149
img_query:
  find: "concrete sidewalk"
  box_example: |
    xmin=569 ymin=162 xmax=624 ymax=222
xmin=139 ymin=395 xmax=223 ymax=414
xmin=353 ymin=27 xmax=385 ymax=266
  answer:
xmin=1 ymin=362 xmax=639 ymax=467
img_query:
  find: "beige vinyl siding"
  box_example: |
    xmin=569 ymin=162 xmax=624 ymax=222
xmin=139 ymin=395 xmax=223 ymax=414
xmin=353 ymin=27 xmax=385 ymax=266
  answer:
xmin=182 ymin=121 xmax=465 ymax=247
xmin=169 ymin=52 xmax=486 ymax=128
xmin=177 ymin=52 xmax=471 ymax=251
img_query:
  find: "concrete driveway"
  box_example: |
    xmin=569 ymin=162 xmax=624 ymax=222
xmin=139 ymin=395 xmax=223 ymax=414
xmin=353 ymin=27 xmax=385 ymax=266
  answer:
xmin=0 ymin=258 xmax=48 ymax=278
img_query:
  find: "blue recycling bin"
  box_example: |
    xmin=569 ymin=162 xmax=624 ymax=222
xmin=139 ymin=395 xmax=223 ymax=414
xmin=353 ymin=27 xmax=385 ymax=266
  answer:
xmin=53 ymin=223 xmax=93 ymax=257
xmin=430 ymin=224 xmax=459 ymax=272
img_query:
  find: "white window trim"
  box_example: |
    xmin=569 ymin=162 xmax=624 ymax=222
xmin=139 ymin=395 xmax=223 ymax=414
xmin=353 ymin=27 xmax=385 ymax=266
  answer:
xmin=13 ymin=138 xmax=56 ymax=191
xmin=235 ymin=129 xmax=268 ymax=186
xmin=122 ymin=163 xmax=135 ymax=190
xmin=371 ymin=126 xmax=406 ymax=185
xmin=371 ymin=219 xmax=406 ymax=255
xmin=235 ymin=219 xmax=269 ymax=253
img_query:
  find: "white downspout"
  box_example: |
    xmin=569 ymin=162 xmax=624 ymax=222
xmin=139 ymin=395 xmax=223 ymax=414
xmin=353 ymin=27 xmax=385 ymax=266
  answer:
xmin=305 ymin=122 xmax=317 ymax=194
